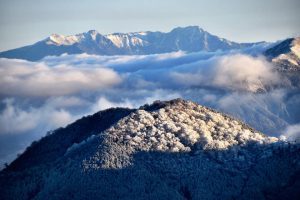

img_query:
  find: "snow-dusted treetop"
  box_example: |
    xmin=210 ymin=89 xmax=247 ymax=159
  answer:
xmin=1 ymin=98 xmax=299 ymax=200
xmin=82 ymin=99 xmax=281 ymax=169
xmin=108 ymin=99 xmax=277 ymax=151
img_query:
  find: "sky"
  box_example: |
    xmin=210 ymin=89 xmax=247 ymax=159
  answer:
xmin=0 ymin=0 xmax=299 ymax=51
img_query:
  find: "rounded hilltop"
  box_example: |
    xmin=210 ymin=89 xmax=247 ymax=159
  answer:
xmin=1 ymin=98 xmax=299 ymax=200
xmin=83 ymin=98 xmax=282 ymax=170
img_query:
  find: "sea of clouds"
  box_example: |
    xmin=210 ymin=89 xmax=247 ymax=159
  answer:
xmin=0 ymin=48 xmax=299 ymax=166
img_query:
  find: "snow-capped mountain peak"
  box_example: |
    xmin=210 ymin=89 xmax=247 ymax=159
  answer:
xmin=291 ymin=37 xmax=300 ymax=57
xmin=46 ymin=30 xmax=102 ymax=46
xmin=106 ymin=33 xmax=147 ymax=48
xmin=0 ymin=26 xmax=260 ymax=61
xmin=47 ymin=33 xmax=79 ymax=46
xmin=265 ymin=37 xmax=300 ymax=71
xmin=86 ymin=30 xmax=100 ymax=40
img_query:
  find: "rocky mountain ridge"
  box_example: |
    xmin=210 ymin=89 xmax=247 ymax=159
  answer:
xmin=0 ymin=26 xmax=257 ymax=61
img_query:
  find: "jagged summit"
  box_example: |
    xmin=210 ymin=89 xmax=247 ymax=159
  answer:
xmin=0 ymin=26 xmax=259 ymax=61
xmin=1 ymin=99 xmax=299 ymax=200
xmin=48 ymin=26 xmax=207 ymax=46
xmin=47 ymin=33 xmax=79 ymax=45
xmin=46 ymin=30 xmax=104 ymax=46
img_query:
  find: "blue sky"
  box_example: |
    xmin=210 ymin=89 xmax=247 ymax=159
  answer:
xmin=0 ymin=0 xmax=299 ymax=51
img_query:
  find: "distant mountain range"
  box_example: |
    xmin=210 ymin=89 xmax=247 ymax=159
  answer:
xmin=0 ymin=26 xmax=259 ymax=61
xmin=1 ymin=99 xmax=299 ymax=199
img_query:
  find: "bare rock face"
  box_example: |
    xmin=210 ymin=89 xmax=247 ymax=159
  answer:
xmin=1 ymin=99 xmax=299 ymax=200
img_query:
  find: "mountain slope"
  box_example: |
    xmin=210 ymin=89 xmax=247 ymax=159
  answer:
xmin=0 ymin=26 xmax=257 ymax=61
xmin=1 ymin=99 xmax=299 ymax=200
xmin=5 ymin=107 xmax=134 ymax=172
xmin=265 ymin=37 xmax=300 ymax=88
xmin=265 ymin=37 xmax=300 ymax=71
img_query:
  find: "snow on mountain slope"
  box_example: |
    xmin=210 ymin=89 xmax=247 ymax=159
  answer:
xmin=83 ymin=99 xmax=279 ymax=170
xmin=264 ymin=37 xmax=300 ymax=88
xmin=106 ymin=33 xmax=148 ymax=48
xmin=46 ymin=34 xmax=80 ymax=46
xmin=0 ymin=26 xmax=259 ymax=61
xmin=1 ymin=99 xmax=299 ymax=200
xmin=265 ymin=37 xmax=300 ymax=71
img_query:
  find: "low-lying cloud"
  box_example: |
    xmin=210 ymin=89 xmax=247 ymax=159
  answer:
xmin=170 ymin=54 xmax=281 ymax=91
xmin=0 ymin=58 xmax=121 ymax=97
xmin=0 ymin=52 xmax=292 ymax=135
xmin=0 ymin=50 xmax=299 ymax=167
xmin=0 ymin=98 xmax=75 ymax=135
xmin=281 ymin=123 xmax=300 ymax=142
xmin=45 ymin=52 xmax=283 ymax=91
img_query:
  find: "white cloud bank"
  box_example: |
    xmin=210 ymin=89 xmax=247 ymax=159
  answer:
xmin=0 ymin=52 xmax=290 ymax=135
xmin=170 ymin=54 xmax=282 ymax=92
xmin=0 ymin=98 xmax=74 ymax=135
xmin=53 ymin=52 xmax=285 ymax=91
xmin=0 ymin=51 xmax=291 ymax=134
xmin=281 ymin=123 xmax=300 ymax=142
xmin=0 ymin=50 xmax=299 ymax=166
xmin=0 ymin=58 xmax=121 ymax=97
